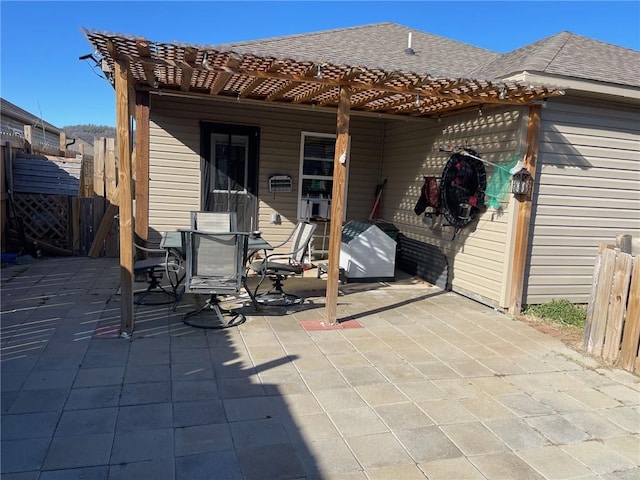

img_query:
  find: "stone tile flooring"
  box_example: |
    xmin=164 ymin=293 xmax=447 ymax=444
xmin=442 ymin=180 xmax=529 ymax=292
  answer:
xmin=1 ymin=257 xmax=639 ymax=479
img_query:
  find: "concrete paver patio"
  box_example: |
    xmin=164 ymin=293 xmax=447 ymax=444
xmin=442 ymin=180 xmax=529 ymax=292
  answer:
xmin=1 ymin=256 xmax=639 ymax=479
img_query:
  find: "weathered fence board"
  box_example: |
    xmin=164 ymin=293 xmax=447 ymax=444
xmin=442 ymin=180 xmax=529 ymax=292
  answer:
xmin=586 ymin=247 xmax=617 ymax=356
xmin=583 ymin=243 xmax=607 ymax=344
xmin=585 ymin=238 xmax=639 ymax=374
xmin=79 ymin=156 xmax=94 ymax=197
xmin=2 ymin=136 xmax=117 ymax=257
xmin=105 ymin=138 xmax=117 ymax=202
xmin=94 ymin=137 xmax=105 ymax=197
xmin=602 ymin=253 xmax=633 ymax=362
xmin=13 ymin=154 xmax=81 ymax=196
xmin=619 ymin=255 xmax=640 ymax=371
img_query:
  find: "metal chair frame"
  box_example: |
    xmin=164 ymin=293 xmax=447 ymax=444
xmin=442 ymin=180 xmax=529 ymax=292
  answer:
xmin=133 ymin=243 xmax=183 ymax=306
xmin=249 ymin=221 xmax=316 ymax=305
xmin=182 ymin=230 xmax=250 ymax=329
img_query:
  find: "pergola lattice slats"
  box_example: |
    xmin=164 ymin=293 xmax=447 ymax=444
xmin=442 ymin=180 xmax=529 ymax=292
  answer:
xmin=85 ymin=30 xmax=563 ymax=119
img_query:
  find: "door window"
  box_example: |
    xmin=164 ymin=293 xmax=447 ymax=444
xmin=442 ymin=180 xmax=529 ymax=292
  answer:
xmin=200 ymin=123 xmax=259 ymax=231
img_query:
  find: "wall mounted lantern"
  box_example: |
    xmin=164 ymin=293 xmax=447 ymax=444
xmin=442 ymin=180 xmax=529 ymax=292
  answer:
xmin=511 ymin=168 xmax=534 ymax=197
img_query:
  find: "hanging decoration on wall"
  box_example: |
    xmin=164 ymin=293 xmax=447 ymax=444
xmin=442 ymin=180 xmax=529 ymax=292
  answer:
xmin=414 ymin=176 xmax=440 ymax=216
xmin=439 ymin=149 xmax=487 ymax=229
xmin=415 ymin=146 xmax=528 ymax=239
xmin=484 ymin=155 xmax=521 ymax=209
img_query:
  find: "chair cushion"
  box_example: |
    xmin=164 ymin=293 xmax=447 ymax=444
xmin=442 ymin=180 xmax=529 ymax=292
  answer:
xmin=134 ymin=257 xmax=167 ymax=274
xmin=264 ymin=261 xmax=303 ymax=275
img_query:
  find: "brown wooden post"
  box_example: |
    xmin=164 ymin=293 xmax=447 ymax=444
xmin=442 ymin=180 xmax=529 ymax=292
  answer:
xmin=115 ymin=57 xmax=135 ymax=335
xmin=325 ymin=87 xmax=351 ymax=325
xmin=59 ymin=131 xmax=66 ymax=157
xmin=23 ymin=125 xmax=33 ymax=154
xmin=105 ymin=138 xmax=117 ymax=201
xmin=135 ymin=90 xmax=150 ymax=240
xmin=509 ymin=105 xmax=541 ymax=316
xmin=94 ymin=137 xmax=106 ymax=198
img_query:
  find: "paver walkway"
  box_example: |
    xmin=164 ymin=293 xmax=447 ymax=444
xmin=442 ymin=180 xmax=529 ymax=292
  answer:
xmin=1 ymin=257 xmax=639 ymax=479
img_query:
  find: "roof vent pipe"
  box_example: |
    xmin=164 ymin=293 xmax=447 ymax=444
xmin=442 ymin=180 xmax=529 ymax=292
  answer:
xmin=405 ymin=32 xmax=415 ymax=55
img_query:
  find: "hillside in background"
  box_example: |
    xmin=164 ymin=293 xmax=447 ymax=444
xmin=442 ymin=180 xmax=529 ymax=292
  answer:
xmin=63 ymin=124 xmax=115 ymax=143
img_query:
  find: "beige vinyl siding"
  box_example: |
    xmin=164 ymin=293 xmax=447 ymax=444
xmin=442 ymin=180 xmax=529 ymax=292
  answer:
xmin=147 ymin=94 xmax=384 ymax=247
xmin=380 ymin=107 xmax=525 ymax=307
xmin=525 ymin=100 xmax=640 ymax=305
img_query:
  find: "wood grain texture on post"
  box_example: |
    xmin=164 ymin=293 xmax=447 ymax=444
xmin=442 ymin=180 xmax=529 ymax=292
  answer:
xmin=115 ymin=56 xmax=135 ymax=335
xmin=325 ymin=86 xmax=351 ymax=325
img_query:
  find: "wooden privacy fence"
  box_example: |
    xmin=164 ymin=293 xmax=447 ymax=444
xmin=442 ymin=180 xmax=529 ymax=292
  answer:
xmin=584 ymin=235 xmax=640 ymax=374
xmin=2 ymin=136 xmax=119 ymax=257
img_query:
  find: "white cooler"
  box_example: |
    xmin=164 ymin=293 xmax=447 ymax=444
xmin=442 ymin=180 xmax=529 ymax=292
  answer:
xmin=339 ymin=221 xmax=396 ymax=281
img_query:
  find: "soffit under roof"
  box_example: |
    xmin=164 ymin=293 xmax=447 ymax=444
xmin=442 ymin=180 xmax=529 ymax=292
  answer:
xmin=84 ymin=29 xmax=564 ymax=120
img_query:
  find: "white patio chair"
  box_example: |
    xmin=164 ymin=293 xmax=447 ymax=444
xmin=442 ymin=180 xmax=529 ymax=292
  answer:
xmin=190 ymin=211 xmax=237 ymax=232
xmin=248 ymin=221 xmax=316 ymax=305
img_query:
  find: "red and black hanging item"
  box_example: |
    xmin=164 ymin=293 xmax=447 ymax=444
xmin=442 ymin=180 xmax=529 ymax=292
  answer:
xmin=439 ymin=149 xmax=487 ymax=229
xmin=413 ymin=176 xmax=440 ymax=216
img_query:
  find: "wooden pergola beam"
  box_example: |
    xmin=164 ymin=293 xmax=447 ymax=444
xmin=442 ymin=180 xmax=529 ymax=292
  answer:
xmin=135 ymin=39 xmax=157 ymax=89
xmin=115 ymin=57 xmax=135 ymax=335
xmin=509 ymin=105 xmax=542 ymax=316
xmin=325 ymin=86 xmax=351 ymax=325
xmin=131 ymin=55 xmax=545 ymax=106
xmin=180 ymin=47 xmax=197 ymax=92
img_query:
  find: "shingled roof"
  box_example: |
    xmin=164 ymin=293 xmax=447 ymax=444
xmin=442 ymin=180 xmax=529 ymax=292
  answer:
xmin=0 ymin=97 xmax=61 ymax=134
xmin=217 ymin=22 xmax=500 ymax=78
xmin=472 ymin=31 xmax=640 ymax=88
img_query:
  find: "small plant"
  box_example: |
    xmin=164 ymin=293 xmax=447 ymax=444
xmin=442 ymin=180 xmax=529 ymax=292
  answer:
xmin=523 ymin=298 xmax=587 ymax=328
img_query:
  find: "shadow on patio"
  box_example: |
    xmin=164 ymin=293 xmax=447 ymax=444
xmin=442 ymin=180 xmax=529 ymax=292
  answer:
xmin=2 ymin=256 xmax=639 ymax=479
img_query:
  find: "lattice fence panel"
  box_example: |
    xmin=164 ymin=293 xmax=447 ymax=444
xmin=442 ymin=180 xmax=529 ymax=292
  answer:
xmin=13 ymin=193 xmax=70 ymax=249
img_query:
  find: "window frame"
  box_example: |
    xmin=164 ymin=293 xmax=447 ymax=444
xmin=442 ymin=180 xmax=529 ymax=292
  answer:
xmin=297 ymin=131 xmax=350 ymax=221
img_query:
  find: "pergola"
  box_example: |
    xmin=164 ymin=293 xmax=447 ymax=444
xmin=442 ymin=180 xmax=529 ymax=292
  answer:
xmin=84 ymin=30 xmax=564 ymax=334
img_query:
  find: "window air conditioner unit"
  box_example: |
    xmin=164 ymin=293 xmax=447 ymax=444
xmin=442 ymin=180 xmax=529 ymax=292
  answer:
xmin=268 ymin=175 xmax=293 ymax=193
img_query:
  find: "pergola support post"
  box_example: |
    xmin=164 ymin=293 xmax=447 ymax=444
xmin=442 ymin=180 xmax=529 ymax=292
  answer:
xmin=325 ymin=87 xmax=351 ymax=325
xmin=135 ymin=90 xmax=150 ymax=241
xmin=509 ymin=105 xmax=541 ymax=316
xmin=115 ymin=58 xmax=135 ymax=335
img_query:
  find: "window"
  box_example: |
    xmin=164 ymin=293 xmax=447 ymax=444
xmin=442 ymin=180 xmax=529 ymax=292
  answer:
xmin=297 ymin=132 xmax=349 ymax=220
xmin=209 ymin=133 xmax=249 ymax=193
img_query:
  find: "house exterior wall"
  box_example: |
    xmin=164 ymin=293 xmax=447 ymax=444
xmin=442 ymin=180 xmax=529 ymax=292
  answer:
xmin=0 ymin=115 xmax=61 ymax=148
xmin=379 ymin=107 xmax=526 ymax=308
xmin=147 ymin=94 xmax=384 ymax=247
xmin=524 ymin=99 xmax=640 ymax=305
xmin=146 ymin=92 xmax=639 ymax=310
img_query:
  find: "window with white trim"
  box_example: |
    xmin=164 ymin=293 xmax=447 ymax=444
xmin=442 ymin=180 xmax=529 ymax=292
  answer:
xmin=297 ymin=132 xmax=349 ymax=220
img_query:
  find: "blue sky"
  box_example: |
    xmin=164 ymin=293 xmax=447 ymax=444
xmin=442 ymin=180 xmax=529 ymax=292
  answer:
xmin=1 ymin=1 xmax=639 ymax=128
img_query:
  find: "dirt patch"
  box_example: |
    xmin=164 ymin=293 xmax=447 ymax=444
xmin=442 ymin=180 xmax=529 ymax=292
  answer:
xmin=518 ymin=314 xmax=585 ymax=351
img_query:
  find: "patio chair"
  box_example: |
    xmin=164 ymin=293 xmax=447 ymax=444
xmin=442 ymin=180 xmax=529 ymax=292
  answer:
xmin=182 ymin=230 xmax=250 ymax=329
xmin=248 ymin=221 xmax=316 ymax=305
xmin=133 ymin=242 xmax=183 ymax=307
xmin=190 ymin=211 xmax=237 ymax=232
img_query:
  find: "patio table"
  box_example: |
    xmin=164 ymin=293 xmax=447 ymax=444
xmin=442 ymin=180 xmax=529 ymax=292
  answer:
xmin=160 ymin=231 xmax=273 ymax=260
xmin=160 ymin=230 xmax=273 ymax=310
